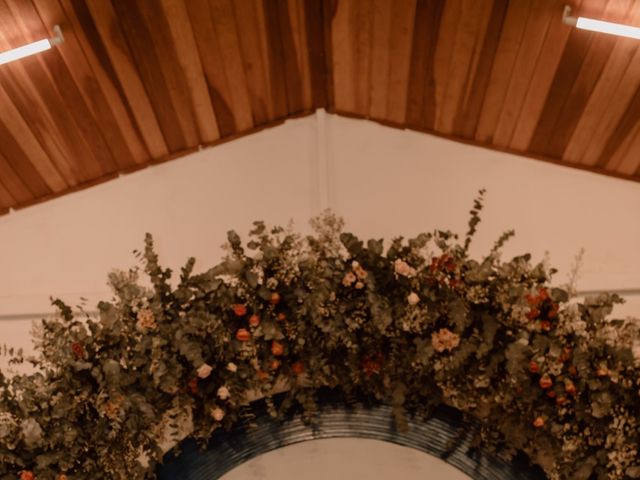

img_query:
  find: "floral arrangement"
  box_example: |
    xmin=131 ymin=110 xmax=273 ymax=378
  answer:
xmin=1 ymin=191 xmax=640 ymax=480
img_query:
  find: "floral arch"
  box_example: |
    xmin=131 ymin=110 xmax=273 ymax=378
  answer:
xmin=1 ymin=192 xmax=639 ymax=480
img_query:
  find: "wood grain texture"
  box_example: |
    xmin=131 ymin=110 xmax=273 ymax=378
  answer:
xmin=0 ymin=0 xmax=639 ymax=217
xmin=474 ymin=0 xmax=531 ymax=143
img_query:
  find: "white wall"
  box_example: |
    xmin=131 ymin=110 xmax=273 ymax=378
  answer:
xmin=222 ymin=438 xmax=470 ymax=480
xmin=1 ymin=112 xmax=639 ymax=366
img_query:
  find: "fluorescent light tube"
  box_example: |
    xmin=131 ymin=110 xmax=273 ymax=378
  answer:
xmin=563 ymin=6 xmax=640 ymax=39
xmin=0 ymin=25 xmax=63 ymax=66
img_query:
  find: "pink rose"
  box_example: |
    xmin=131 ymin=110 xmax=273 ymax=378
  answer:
xmin=407 ymin=292 xmax=420 ymax=305
xmin=211 ymin=407 xmax=225 ymax=421
xmin=197 ymin=363 xmax=213 ymax=379
xmin=394 ymin=259 xmax=417 ymax=277
xmin=431 ymin=328 xmax=460 ymax=353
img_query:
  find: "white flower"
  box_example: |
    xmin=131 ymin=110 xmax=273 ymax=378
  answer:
xmin=352 ymin=260 xmax=367 ymax=279
xmin=407 ymin=292 xmax=420 ymax=305
xmin=21 ymin=419 xmax=43 ymax=447
xmin=431 ymin=328 xmax=461 ymax=353
xmin=197 ymin=363 xmax=213 ymax=379
xmin=227 ymin=362 xmax=237 ymax=372
xmin=394 ymin=259 xmax=417 ymax=277
xmin=136 ymin=309 xmax=156 ymax=330
xmin=217 ymin=386 xmax=230 ymax=400
xmin=211 ymin=407 xmax=225 ymax=422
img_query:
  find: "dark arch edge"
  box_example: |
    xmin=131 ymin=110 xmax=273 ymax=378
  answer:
xmin=158 ymin=391 xmax=547 ymax=480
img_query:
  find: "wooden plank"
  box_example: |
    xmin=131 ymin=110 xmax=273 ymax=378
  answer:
xmin=594 ymin=83 xmax=640 ymax=168
xmin=565 ymin=37 xmax=639 ymax=164
xmin=262 ymin=0 xmax=289 ymax=118
xmin=323 ymin=0 xmax=338 ymax=110
xmin=528 ymin=29 xmax=599 ymax=154
xmin=386 ymin=0 xmax=417 ymax=124
xmin=474 ymin=0 xmax=531 ymax=143
xmin=160 ymin=0 xmax=220 ymax=144
xmin=185 ymin=0 xmax=237 ymax=136
xmin=606 ymin=120 xmax=640 ymax=175
xmin=350 ymin=0 xmax=373 ymax=116
xmin=582 ymin=50 xmax=640 ymax=166
xmin=437 ymin=0 xmax=491 ymax=133
xmin=136 ymin=0 xmax=201 ymax=148
xmin=303 ymin=0 xmax=328 ymax=109
xmin=0 ymin=71 xmax=73 ymax=190
xmin=509 ymin=0 xmax=585 ymax=151
xmin=368 ymin=0 xmax=393 ymax=120
xmin=453 ymin=0 xmax=508 ymax=137
xmin=406 ymin=0 xmax=436 ymax=128
xmin=85 ymin=0 xmax=169 ymax=158
xmin=232 ymin=0 xmax=271 ymax=123
xmin=0 ymin=117 xmax=52 ymax=198
xmin=0 ymin=1 xmax=89 ymax=188
xmin=0 ymin=146 xmax=34 ymax=203
xmin=492 ymin=0 xmax=555 ymax=147
xmin=457 ymin=0 xmax=495 ymax=115
xmin=7 ymin=0 xmax=120 ymax=177
xmin=59 ymin=0 xmax=149 ymax=165
xmin=329 ymin=0 xmax=355 ymax=112
xmin=432 ymin=0 xmax=462 ymax=130
xmin=288 ymin=0 xmax=313 ymax=111
xmin=574 ymin=9 xmax=640 ymax=165
xmin=0 ymin=162 xmax=18 ymax=208
xmin=32 ymin=0 xmax=139 ymax=171
xmin=110 ymin=0 xmax=189 ymax=152
xmin=209 ymin=0 xmax=254 ymax=129
xmin=277 ymin=0 xmax=304 ymax=113
xmin=543 ymin=0 xmax=628 ymax=158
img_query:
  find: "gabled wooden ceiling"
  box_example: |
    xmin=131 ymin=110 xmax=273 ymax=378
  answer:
xmin=0 ymin=0 xmax=639 ymax=215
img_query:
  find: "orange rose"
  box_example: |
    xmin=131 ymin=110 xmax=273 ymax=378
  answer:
xmin=529 ymin=361 xmax=539 ymax=373
xmin=565 ymin=379 xmax=577 ymax=396
xmin=232 ymin=304 xmax=247 ymax=316
xmin=249 ymin=314 xmax=261 ymax=327
xmin=271 ymin=341 xmax=284 ymax=356
xmin=270 ymin=293 xmax=281 ymax=305
xmin=292 ymin=362 xmax=304 ymax=375
xmin=556 ymin=396 xmax=567 ymax=406
xmin=71 ymin=342 xmax=85 ymax=359
xmin=539 ymin=375 xmax=553 ymax=389
xmin=257 ymin=370 xmax=269 ymax=381
xmin=533 ymin=416 xmax=545 ymax=428
xmin=527 ymin=308 xmax=540 ymax=320
xmin=277 ymin=312 xmax=287 ymax=322
xmin=270 ymin=359 xmax=281 ymax=370
xmin=540 ymin=320 xmax=552 ymax=331
xmin=187 ymin=378 xmax=198 ymax=394
xmin=20 ymin=472 xmax=35 ymax=480
xmin=236 ymin=328 xmax=251 ymax=341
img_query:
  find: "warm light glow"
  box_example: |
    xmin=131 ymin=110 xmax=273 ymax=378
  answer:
xmin=563 ymin=6 xmax=640 ymax=40
xmin=0 ymin=26 xmax=63 ymax=66
xmin=0 ymin=39 xmax=52 ymax=65
xmin=575 ymin=16 xmax=640 ymax=39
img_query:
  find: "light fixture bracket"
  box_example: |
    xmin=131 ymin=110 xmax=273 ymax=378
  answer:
xmin=562 ymin=5 xmax=578 ymax=26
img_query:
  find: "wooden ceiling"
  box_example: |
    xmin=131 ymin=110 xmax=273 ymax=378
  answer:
xmin=0 ymin=0 xmax=639 ymax=214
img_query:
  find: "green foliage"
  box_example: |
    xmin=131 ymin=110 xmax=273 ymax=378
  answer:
xmin=0 ymin=198 xmax=638 ymax=480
